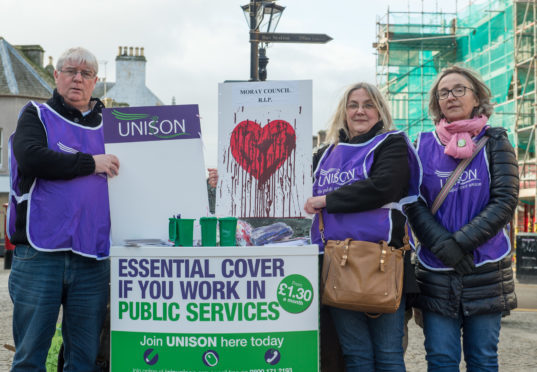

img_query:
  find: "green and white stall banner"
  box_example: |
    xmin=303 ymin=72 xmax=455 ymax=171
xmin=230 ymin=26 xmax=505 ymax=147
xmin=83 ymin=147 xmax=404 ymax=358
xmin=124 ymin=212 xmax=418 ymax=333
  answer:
xmin=110 ymin=246 xmax=319 ymax=371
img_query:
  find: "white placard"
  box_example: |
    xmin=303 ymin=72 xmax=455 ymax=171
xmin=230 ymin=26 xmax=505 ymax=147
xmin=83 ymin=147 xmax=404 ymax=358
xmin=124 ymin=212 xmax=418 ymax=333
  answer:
xmin=216 ymin=80 xmax=313 ymax=218
xmin=103 ymin=105 xmax=209 ymax=245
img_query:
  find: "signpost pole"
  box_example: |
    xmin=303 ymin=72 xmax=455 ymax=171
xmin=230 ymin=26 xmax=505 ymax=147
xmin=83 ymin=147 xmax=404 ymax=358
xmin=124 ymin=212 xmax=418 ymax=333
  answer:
xmin=249 ymin=0 xmax=259 ymax=81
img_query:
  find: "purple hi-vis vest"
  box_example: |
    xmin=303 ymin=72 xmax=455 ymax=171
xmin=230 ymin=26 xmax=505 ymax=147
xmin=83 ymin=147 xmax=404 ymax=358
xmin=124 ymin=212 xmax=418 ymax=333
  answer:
xmin=310 ymin=131 xmax=421 ymax=253
xmin=7 ymin=102 xmax=111 ymax=259
xmin=416 ymin=129 xmax=511 ymax=270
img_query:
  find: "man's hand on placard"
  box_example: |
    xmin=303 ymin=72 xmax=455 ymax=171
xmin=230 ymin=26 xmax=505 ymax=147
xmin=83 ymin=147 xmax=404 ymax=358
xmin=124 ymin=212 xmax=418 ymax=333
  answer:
xmin=94 ymin=154 xmax=120 ymax=178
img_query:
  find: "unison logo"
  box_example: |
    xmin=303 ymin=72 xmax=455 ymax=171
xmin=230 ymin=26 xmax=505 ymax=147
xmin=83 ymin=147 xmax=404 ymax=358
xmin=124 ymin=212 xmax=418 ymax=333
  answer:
xmin=317 ymin=167 xmax=356 ymax=187
xmin=111 ymin=110 xmax=189 ymax=139
xmin=435 ymin=168 xmax=480 ymax=188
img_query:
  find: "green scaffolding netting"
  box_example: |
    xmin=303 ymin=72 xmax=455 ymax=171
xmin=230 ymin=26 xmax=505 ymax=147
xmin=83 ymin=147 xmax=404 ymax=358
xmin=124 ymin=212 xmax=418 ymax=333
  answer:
xmin=376 ymin=0 xmax=534 ymax=155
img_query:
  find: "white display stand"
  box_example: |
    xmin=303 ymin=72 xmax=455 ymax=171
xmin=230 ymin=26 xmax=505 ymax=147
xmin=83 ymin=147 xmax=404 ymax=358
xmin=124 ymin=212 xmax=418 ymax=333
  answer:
xmin=109 ymin=245 xmax=319 ymax=371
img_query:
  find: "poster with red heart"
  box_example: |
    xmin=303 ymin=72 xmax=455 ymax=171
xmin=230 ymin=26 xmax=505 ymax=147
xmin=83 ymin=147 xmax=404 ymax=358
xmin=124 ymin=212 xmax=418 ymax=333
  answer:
xmin=216 ymin=80 xmax=312 ymax=218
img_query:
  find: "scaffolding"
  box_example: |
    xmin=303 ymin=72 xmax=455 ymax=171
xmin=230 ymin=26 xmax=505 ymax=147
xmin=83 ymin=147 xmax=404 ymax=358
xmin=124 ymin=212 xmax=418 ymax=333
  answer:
xmin=514 ymin=1 xmax=537 ymax=202
xmin=374 ymin=9 xmax=459 ymax=138
xmin=374 ymin=0 xmax=537 ymax=231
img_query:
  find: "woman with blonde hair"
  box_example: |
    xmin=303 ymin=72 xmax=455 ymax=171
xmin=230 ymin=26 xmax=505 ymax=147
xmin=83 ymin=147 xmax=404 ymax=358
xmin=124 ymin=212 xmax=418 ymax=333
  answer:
xmin=305 ymin=82 xmax=420 ymax=371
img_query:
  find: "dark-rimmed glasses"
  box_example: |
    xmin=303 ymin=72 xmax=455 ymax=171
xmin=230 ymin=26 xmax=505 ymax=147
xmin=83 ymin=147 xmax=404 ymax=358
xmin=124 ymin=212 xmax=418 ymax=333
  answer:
xmin=436 ymin=86 xmax=474 ymax=100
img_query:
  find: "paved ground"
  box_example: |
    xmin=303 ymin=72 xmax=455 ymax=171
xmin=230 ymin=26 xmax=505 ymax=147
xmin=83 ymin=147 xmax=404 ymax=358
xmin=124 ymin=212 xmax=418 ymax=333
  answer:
xmin=0 ymin=259 xmax=13 ymax=370
xmin=0 ymin=258 xmax=535 ymax=371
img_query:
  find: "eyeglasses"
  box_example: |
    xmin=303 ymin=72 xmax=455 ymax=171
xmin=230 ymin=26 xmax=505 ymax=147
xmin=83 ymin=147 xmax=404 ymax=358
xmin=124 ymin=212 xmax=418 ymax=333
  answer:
xmin=59 ymin=68 xmax=96 ymax=80
xmin=346 ymin=102 xmax=376 ymax=111
xmin=436 ymin=86 xmax=474 ymax=100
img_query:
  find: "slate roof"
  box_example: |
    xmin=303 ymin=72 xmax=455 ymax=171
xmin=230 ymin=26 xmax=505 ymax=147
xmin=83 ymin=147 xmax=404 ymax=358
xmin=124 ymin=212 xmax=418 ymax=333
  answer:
xmin=0 ymin=37 xmax=54 ymax=98
xmin=93 ymin=81 xmax=116 ymax=99
xmin=95 ymin=77 xmax=164 ymax=107
xmin=105 ymin=83 xmax=164 ymax=107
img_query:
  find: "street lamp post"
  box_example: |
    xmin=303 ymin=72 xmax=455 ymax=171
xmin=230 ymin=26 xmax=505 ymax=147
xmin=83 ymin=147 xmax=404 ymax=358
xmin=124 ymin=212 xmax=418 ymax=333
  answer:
xmin=242 ymin=1 xmax=285 ymax=81
xmin=249 ymin=0 xmax=259 ymax=81
xmin=258 ymin=47 xmax=268 ymax=81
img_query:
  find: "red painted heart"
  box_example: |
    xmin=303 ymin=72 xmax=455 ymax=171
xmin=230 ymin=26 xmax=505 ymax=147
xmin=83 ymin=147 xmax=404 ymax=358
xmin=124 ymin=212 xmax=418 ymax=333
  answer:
xmin=230 ymin=120 xmax=296 ymax=184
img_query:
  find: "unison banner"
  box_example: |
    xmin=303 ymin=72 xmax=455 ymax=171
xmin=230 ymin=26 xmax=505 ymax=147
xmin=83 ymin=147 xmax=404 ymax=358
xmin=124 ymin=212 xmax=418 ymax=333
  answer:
xmin=103 ymin=105 xmax=209 ymax=245
xmin=110 ymin=246 xmax=319 ymax=371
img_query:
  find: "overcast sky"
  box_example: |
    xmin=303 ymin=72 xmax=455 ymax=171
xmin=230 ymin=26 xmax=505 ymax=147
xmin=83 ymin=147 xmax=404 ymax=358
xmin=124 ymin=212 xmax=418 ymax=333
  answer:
xmin=2 ymin=0 xmax=461 ymax=167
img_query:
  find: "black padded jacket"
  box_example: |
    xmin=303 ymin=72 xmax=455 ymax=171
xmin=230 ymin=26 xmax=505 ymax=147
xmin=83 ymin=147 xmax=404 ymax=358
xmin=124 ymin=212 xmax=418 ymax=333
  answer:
xmin=404 ymin=127 xmax=518 ymax=318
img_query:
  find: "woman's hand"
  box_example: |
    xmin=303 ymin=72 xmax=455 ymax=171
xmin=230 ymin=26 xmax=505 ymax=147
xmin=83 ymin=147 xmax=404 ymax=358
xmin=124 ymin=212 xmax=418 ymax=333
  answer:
xmin=304 ymin=195 xmax=327 ymax=214
xmin=430 ymin=237 xmax=475 ymax=275
xmin=207 ymin=168 xmax=218 ymax=188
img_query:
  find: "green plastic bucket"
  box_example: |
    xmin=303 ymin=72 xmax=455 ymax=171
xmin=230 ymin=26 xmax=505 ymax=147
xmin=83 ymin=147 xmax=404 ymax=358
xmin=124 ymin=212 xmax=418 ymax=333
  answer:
xmin=218 ymin=217 xmax=237 ymax=246
xmin=168 ymin=218 xmax=178 ymax=242
xmin=200 ymin=217 xmax=218 ymax=247
xmin=175 ymin=218 xmax=195 ymax=247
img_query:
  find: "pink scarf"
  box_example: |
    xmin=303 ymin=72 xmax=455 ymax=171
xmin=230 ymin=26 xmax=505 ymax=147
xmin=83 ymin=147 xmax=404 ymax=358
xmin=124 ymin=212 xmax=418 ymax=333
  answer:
xmin=435 ymin=115 xmax=488 ymax=159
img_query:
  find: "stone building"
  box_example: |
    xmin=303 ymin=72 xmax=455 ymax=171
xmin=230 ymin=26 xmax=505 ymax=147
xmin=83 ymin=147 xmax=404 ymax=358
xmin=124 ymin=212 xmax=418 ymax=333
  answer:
xmin=0 ymin=38 xmax=54 ymax=212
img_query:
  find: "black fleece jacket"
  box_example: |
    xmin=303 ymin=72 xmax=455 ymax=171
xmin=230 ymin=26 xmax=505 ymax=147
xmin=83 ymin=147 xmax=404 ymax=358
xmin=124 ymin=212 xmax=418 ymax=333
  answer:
xmin=314 ymin=122 xmax=419 ymax=298
xmin=11 ymin=89 xmax=103 ymax=245
xmin=404 ymin=127 xmax=519 ymax=317
xmin=314 ymin=122 xmax=410 ymax=247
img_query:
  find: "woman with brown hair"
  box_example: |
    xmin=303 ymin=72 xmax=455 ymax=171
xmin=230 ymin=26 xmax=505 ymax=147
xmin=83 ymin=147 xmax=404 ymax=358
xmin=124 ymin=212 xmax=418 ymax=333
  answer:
xmin=405 ymin=65 xmax=518 ymax=371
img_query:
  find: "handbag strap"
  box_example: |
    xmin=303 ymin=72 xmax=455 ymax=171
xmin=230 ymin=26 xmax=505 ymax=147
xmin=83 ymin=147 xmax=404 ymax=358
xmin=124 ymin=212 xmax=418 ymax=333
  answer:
xmin=430 ymin=135 xmax=489 ymax=215
xmin=317 ymin=211 xmax=410 ymax=250
xmin=318 ymin=212 xmax=327 ymax=244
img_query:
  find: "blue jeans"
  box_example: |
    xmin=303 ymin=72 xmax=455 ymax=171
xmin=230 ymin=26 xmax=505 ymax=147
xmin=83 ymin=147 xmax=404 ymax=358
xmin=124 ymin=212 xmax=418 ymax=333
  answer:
xmin=9 ymin=245 xmax=110 ymax=372
xmin=422 ymin=310 xmax=501 ymax=372
xmin=329 ymin=297 xmax=406 ymax=372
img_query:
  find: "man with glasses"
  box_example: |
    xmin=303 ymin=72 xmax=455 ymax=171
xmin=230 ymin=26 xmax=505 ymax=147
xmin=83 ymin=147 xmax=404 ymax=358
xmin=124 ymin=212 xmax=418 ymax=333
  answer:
xmin=8 ymin=47 xmax=119 ymax=371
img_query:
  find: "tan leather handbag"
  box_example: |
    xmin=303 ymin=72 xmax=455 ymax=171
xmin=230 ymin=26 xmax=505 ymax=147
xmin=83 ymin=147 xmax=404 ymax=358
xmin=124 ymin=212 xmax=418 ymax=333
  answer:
xmin=319 ymin=213 xmax=409 ymax=314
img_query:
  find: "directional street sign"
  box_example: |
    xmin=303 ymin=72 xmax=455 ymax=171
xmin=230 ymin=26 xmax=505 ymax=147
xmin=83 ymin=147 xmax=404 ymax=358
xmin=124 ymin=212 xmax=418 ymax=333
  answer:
xmin=251 ymin=32 xmax=333 ymax=44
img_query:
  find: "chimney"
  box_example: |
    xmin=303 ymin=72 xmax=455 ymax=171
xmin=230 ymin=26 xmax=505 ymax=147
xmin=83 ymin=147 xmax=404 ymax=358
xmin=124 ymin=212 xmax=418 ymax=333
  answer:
xmin=45 ymin=56 xmax=54 ymax=76
xmin=16 ymin=44 xmax=45 ymax=67
xmin=115 ymin=45 xmax=147 ymax=87
xmin=317 ymin=130 xmax=327 ymax=145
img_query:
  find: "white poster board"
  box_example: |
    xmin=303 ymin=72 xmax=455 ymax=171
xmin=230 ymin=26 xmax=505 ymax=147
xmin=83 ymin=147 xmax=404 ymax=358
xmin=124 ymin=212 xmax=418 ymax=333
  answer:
xmin=216 ymin=80 xmax=312 ymax=218
xmin=103 ymin=105 xmax=208 ymax=245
